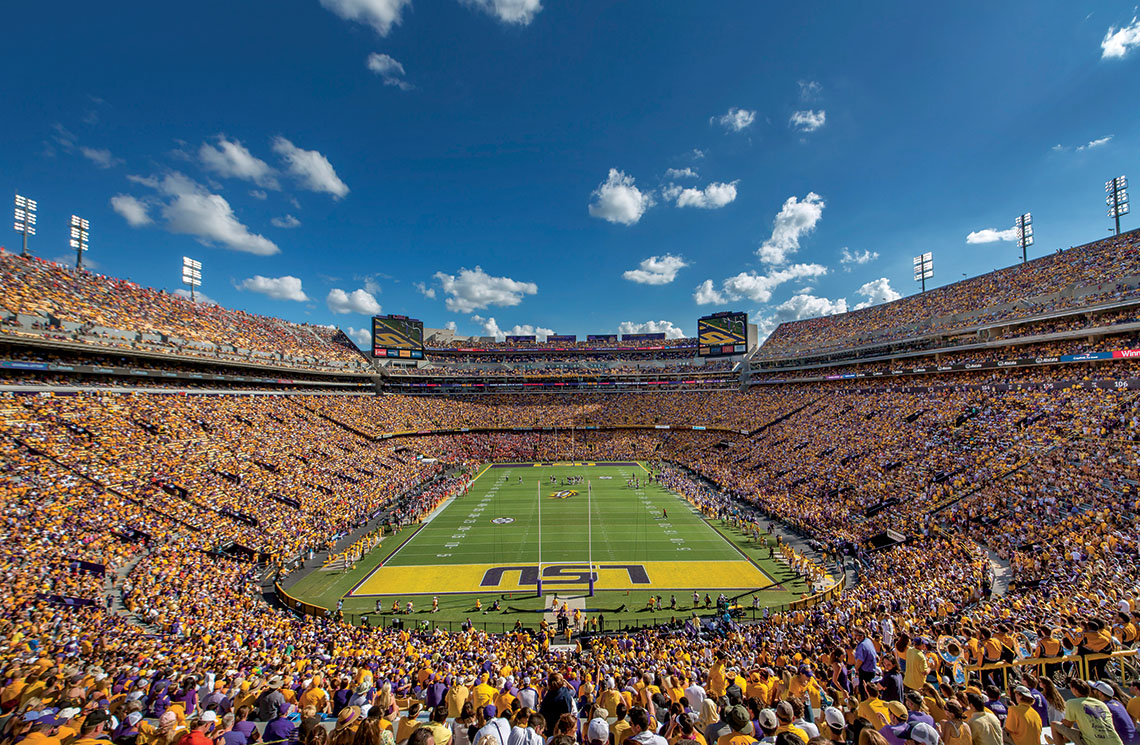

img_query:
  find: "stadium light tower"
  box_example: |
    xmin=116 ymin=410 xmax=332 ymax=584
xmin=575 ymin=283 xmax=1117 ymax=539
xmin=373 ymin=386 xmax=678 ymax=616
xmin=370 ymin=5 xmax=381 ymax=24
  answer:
xmin=913 ymin=252 xmax=933 ymax=293
xmin=1107 ymin=176 xmax=1129 ymax=236
xmin=1015 ymin=213 xmax=1033 ymax=263
xmin=181 ymin=256 xmax=202 ymax=301
xmin=13 ymin=193 xmax=36 ymax=257
xmin=69 ymin=215 xmax=90 ymax=270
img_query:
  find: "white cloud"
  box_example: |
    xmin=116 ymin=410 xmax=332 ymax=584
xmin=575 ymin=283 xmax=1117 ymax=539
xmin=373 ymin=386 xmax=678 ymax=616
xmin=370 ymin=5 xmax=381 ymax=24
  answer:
xmin=110 ymin=195 xmax=152 ymax=227
xmin=199 ymin=136 xmax=280 ymax=189
xmin=443 ymin=320 xmax=457 ymax=331
xmin=272 ymin=137 xmax=349 ymax=199
xmin=665 ymin=180 xmax=739 ymax=209
xmin=757 ymin=192 xmax=825 ymax=265
xmin=434 ymin=266 xmax=537 ymax=313
xmin=693 ymin=279 xmax=728 ymax=305
xmin=839 ymin=247 xmax=878 ymax=268
xmin=798 ymin=80 xmax=822 ymax=100
xmin=327 ymin=288 xmax=382 ymax=315
xmin=617 ymin=320 xmax=686 ymax=339
xmin=1101 ymin=17 xmax=1140 ymax=58
xmin=588 ymin=168 xmax=653 ymax=225
xmin=754 ymin=292 xmax=849 ymax=341
xmin=694 ymin=263 xmax=829 ymax=305
xmin=271 ymin=214 xmax=301 ymax=229
xmin=240 ymin=275 xmax=309 ymax=302
xmin=137 ymin=172 xmax=279 ymax=255
xmin=1078 ymin=135 xmax=1113 ymax=150
xmin=665 ymin=167 xmax=698 ymax=179
xmin=414 ymin=281 xmax=436 ymax=299
xmin=366 ymin=53 xmax=413 ymax=90
xmin=249 ymin=189 xmax=268 ymax=200
xmin=472 ymin=316 xmax=553 ymax=341
xmin=622 ymin=254 xmax=688 ymax=285
xmin=80 ymin=147 xmax=123 ymax=169
xmin=713 ymin=107 xmax=756 ymax=132
xmin=852 ymin=277 xmax=902 ymax=310
xmin=691 ymin=148 xmax=706 ymax=160
xmin=318 ymin=0 xmax=411 ymax=35
xmin=966 ymin=227 xmax=1017 ymax=244
xmin=346 ymin=327 xmax=372 ymax=348
xmin=174 ymin=288 xmax=217 ymax=305
xmin=460 ymin=0 xmax=543 ymax=25
xmin=790 ymin=109 xmax=826 ymax=133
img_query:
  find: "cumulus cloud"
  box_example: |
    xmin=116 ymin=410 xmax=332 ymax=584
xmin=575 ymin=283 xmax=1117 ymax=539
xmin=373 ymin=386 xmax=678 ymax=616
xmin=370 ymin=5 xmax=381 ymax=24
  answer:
xmin=754 ymin=292 xmax=848 ymax=342
xmin=240 ymin=275 xmax=309 ymax=302
xmin=270 ymin=214 xmax=301 ymax=229
xmin=1102 ymin=17 xmax=1140 ymax=58
xmin=839 ymin=247 xmax=878 ymax=268
xmin=346 ymin=327 xmax=372 ymax=348
xmin=318 ymin=0 xmax=411 ymax=35
xmin=757 ymin=192 xmax=825 ymax=265
xmin=713 ymin=107 xmax=756 ymax=132
xmin=664 ymin=180 xmax=738 ymax=209
xmin=443 ymin=320 xmax=458 ymax=331
xmin=174 ymin=288 xmax=217 ymax=305
xmin=198 ymin=137 xmax=280 ymax=189
xmin=622 ymin=254 xmax=688 ymax=285
xmin=472 ymin=316 xmax=553 ymax=341
xmin=617 ymin=320 xmax=686 ymax=339
xmin=852 ymin=277 xmax=902 ymax=310
xmin=110 ymin=195 xmax=152 ymax=227
xmin=588 ymin=168 xmax=653 ymax=225
xmin=966 ymin=227 xmax=1018 ymax=244
xmin=798 ymin=80 xmax=822 ymax=100
xmin=665 ymin=167 xmax=698 ymax=179
xmin=434 ymin=266 xmax=537 ymax=313
xmin=1053 ymin=135 xmax=1114 ymax=153
xmin=460 ymin=0 xmax=543 ymax=24
xmin=272 ymin=137 xmax=349 ymax=199
xmin=790 ymin=109 xmax=826 ymax=132
xmin=130 ymin=172 xmax=279 ymax=255
xmin=693 ymin=263 xmax=828 ymax=305
xmin=80 ymin=147 xmax=123 ymax=169
xmin=414 ymin=281 xmax=436 ymax=299
xmin=366 ymin=53 xmax=412 ymax=90
xmin=327 ymin=288 xmax=382 ymax=315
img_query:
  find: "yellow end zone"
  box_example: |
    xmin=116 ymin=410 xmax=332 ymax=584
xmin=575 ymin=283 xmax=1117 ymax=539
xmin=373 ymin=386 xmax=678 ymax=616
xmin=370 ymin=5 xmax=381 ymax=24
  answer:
xmin=349 ymin=560 xmax=773 ymax=596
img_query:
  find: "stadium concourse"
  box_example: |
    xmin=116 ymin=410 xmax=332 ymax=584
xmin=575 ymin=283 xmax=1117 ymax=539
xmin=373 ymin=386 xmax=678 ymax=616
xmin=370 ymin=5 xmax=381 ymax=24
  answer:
xmin=0 ymin=237 xmax=1139 ymax=745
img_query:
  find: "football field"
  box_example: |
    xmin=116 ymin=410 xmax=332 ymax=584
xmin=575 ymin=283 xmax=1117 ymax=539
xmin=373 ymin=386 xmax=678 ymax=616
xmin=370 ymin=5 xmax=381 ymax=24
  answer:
xmin=350 ymin=462 xmax=773 ymax=596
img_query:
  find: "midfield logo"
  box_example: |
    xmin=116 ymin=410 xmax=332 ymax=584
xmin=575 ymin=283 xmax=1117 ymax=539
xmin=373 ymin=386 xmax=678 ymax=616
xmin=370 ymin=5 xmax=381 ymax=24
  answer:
xmin=549 ymin=490 xmax=578 ymax=499
xmin=479 ymin=564 xmax=651 ymax=587
xmin=490 ymin=517 xmax=515 ymax=524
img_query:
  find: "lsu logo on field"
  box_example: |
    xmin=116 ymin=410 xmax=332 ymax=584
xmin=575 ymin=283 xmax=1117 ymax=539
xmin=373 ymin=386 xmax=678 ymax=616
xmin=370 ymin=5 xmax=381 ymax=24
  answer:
xmin=480 ymin=564 xmax=650 ymax=588
xmin=549 ymin=490 xmax=577 ymax=499
xmin=490 ymin=517 xmax=515 ymax=524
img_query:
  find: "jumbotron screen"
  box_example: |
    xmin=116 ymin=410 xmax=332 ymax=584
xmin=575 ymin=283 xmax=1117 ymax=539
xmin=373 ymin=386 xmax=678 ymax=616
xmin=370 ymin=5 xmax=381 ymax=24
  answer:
xmin=372 ymin=315 xmax=424 ymax=359
xmin=698 ymin=312 xmax=748 ymax=357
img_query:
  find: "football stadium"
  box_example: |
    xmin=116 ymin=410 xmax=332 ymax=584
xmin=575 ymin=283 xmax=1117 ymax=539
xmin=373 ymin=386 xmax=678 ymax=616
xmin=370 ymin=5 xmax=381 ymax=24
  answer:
xmin=3 ymin=4 xmax=1140 ymax=745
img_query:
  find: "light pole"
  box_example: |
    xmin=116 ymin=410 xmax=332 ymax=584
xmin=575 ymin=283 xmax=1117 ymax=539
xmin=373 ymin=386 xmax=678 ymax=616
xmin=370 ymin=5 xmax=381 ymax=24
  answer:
xmin=13 ymin=194 xmax=36 ymax=257
xmin=69 ymin=215 xmax=90 ymax=270
xmin=181 ymin=256 xmax=202 ymax=301
xmin=1106 ymin=176 xmax=1129 ymax=236
xmin=1015 ymin=213 xmax=1033 ymax=263
xmin=913 ymin=252 xmax=933 ymax=293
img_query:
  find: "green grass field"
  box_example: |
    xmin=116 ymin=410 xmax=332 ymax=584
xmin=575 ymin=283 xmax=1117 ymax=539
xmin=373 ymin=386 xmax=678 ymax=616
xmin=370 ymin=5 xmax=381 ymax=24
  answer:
xmin=286 ymin=462 xmax=812 ymax=631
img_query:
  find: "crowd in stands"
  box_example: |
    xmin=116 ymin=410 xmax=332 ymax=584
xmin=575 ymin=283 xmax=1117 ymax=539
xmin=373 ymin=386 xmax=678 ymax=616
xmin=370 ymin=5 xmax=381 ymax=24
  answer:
xmin=758 ymin=231 xmax=1140 ymax=360
xmin=0 ymin=252 xmax=369 ymax=372
xmin=425 ymin=338 xmax=697 ymax=351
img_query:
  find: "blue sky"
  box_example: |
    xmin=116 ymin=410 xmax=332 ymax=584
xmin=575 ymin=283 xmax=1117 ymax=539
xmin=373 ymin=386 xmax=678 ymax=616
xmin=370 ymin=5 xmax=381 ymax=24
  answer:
xmin=3 ymin=1 xmax=1140 ymax=346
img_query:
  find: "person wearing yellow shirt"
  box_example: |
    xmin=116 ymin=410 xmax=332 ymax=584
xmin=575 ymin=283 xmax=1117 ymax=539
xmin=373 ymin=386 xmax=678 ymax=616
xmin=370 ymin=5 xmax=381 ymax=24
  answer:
xmin=611 ymin=704 xmax=633 ymax=745
xmin=904 ymin=638 xmax=931 ymax=692
xmin=1004 ymin=687 xmax=1043 ymax=745
xmin=856 ymin=679 xmax=892 ymax=730
xmin=422 ymin=705 xmax=453 ymax=745
xmin=395 ymin=703 xmax=423 ymax=745
xmin=774 ymin=702 xmax=808 ymax=745
xmin=446 ymin=679 xmax=470 ymax=720
xmin=1126 ymin=680 xmax=1140 ymax=726
xmin=299 ymin=676 xmax=330 ymax=714
xmin=471 ymin=675 xmax=497 ymax=711
xmin=598 ymin=682 xmax=622 ymax=718
xmin=708 ymin=658 xmax=728 ymax=699
xmin=715 ymin=706 xmax=757 ymax=745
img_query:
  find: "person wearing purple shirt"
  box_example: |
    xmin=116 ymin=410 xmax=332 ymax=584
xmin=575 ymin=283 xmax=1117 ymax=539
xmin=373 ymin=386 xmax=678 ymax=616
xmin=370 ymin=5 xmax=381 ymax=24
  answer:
xmin=853 ymin=628 xmax=878 ymax=696
xmin=264 ymin=703 xmax=298 ymax=745
xmin=232 ymin=706 xmax=262 ymax=744
xmin=905 ymin=692 xmax=935 ymax=728
xmin=425 ymin=676 xmax=448 ymax=709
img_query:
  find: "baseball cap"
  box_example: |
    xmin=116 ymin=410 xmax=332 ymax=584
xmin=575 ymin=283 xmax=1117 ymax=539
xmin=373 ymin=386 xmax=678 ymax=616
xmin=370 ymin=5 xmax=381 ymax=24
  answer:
xmin=823 ymin=707 xmax=845 ymax=730
xmin=758 ymin=709 xmax=778 ymax=731
xmin=797 ymin=665 xmax=813 ymax=678
xmin=909 ymin=723 xmax=941 ymax=745
xmin=1013 ymin=686 xmax=1033 ymax=699
xmin=200 ymin=711 xmax=218 ymax=724
xmin=484 ymin=705 xmax=497 ymax=718
xmin=587 ymin=718 xmax=609 ymax=743
xmin=726 ymin=705 xmax=750 ymax=732
xmin=1091 ymin=681 xmax=1115 ymax=696
xmin=85 ymin=710 xmax=112 ymax=729
xmin=888 ymin=701 xmax=908 ymax=719
xmin=776 ymin=701 xmax=794 ymax=723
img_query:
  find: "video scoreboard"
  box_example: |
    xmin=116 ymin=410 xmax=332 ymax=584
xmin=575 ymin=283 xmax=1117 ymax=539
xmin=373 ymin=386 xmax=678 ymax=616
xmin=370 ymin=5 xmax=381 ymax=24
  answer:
xmin=698 ymin=312 xmax=748 ymax=357
xmin=372 ymin=315 xmax=425 ymax=359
